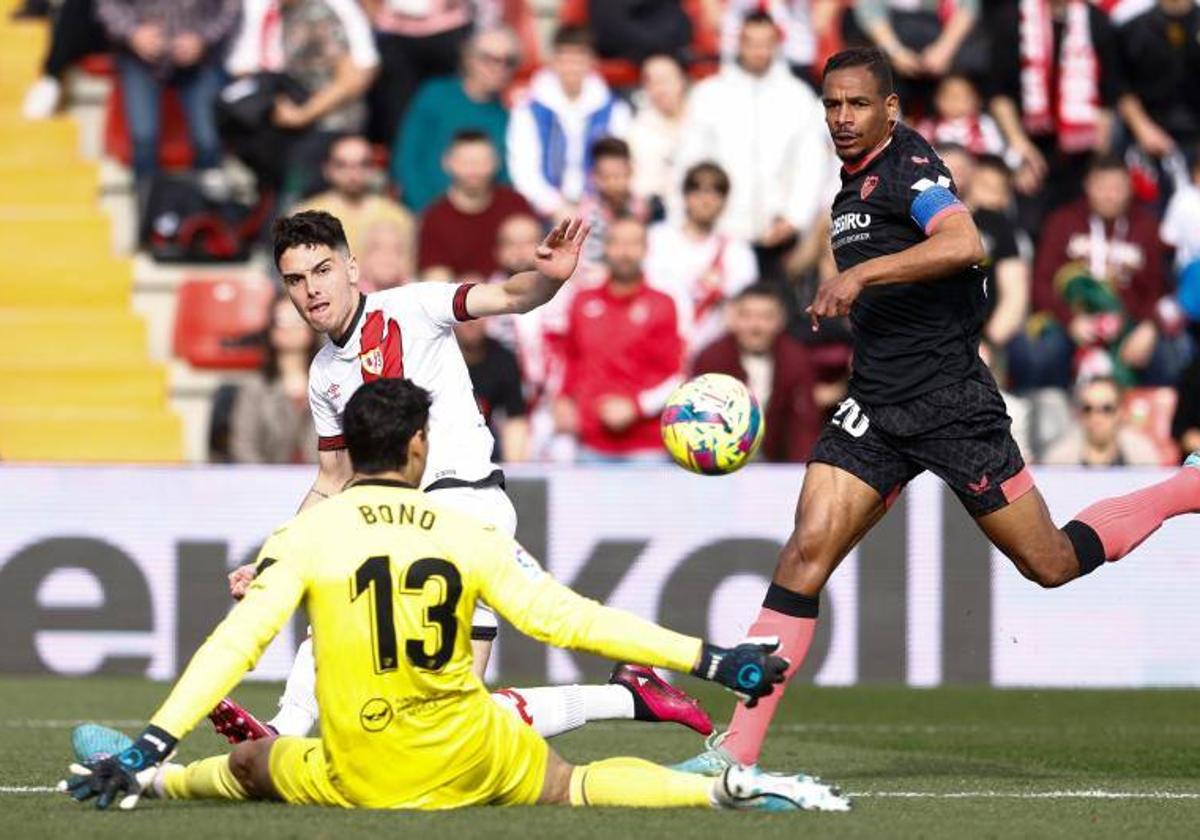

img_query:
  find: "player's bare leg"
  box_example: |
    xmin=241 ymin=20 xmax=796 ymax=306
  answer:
xmin=977 ymin=455 xmax=1200 ymax=585
xmin=678 ymin=462 xmax=890 ymax=773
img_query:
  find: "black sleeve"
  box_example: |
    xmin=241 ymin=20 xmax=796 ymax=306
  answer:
xmin=991 ymin=218 xmax=1020 ymax=262
xmin=493 ymin=344 xmax=528 ymax=418
xmin=1091 ymin=6 xmax=1125 ymax=105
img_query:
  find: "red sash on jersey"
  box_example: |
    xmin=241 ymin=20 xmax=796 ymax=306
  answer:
xmin=693 ymin=237 xmax=728 ymax=324
xmin=359 ymin=310 xmax=404 ymax=383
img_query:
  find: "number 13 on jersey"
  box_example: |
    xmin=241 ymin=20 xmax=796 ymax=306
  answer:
xmin=351 ymin=556 xmax=464 ymax=673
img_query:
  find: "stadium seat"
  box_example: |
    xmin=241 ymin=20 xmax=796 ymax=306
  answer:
xmin=103 ymin=81 xmax=196 ymax=170
xmin=0 ymin=256 xmax=131 ymax=308
xmin=0 ymin=406 xmax=183 ymax=462
xmin=1122 ymin=386 xmax=1181 ymax=466
xmin=173 ymin=277 xmax=275 ymax=369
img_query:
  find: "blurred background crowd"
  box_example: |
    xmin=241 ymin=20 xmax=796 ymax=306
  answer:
xmin=10 ymin=0 xmax=1200 ymax=468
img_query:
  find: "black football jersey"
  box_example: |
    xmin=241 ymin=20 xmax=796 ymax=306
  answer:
xmin=830 ymin=123 xmax=989 ymax=405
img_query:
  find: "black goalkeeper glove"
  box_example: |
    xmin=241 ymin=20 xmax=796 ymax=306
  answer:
xmin=692 ymin=637 xmax=789 ymax=707
xmin=60 ymin=725 xmax=177 ymax=811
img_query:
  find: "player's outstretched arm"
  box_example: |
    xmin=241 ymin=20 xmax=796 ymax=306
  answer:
xmin=462 ymin=217 xmax=591 ymax=317
xmin=479 ymin=540 xmax=786 ymax=705
xmin=807 ymin=211 xmax=985 ymax=329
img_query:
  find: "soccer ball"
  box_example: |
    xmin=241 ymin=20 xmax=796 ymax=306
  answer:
xmin=661 ymin=373 xmax=764 ymax=475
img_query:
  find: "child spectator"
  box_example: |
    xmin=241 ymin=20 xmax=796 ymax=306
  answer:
xmin=506 ymin=25 xmax=632 ymax=219
xmin=693 ymin=283 xmax=821 ymax=462
xmin=917 ymin=74 xmax=1005 ymax=157
xmin=393 ymin=28 xmax=519 ymax=212
xmin=418 ymin=131 xmax=534 ymax=281
xmin=645 ymin=161 xmax=758 ymax=358
xmin=578 ymin=137 xmax=653 ymax=268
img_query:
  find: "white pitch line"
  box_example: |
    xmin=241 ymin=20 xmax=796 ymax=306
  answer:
xmin=3 ymin=786 xmax=1198 ymax=800
xmin=854 ymin=791 xmax=1200 ymax=800
xmin=0 ymin=720 xmax=143 ymax=729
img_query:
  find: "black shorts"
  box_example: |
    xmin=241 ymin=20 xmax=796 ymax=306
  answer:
xmin=810 ymin=377 xmax=1031 ymax=517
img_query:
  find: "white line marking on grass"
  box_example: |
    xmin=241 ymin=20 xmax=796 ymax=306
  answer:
xmin=854 ymin=791 xmax=1200 ymax=800
xmin=0 ymin=786 xmax=57 ymax=794
xmin=0 ymin=719 xmax=143 ymax=729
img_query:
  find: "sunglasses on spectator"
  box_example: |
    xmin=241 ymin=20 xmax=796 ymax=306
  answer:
xmin=475 ymin=50 xmax=519 ymax=69
xmin=1081 ymin=403 xmax=1118 ymax=416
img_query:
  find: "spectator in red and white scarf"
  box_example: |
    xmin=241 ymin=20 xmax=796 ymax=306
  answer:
xmin=916 ymin=74 xmax=1006 ymax=157
xmin=644 ymin=161 xmax=758 ymax=359
xmin=988 ymin=0 xmax=1123 ymax=228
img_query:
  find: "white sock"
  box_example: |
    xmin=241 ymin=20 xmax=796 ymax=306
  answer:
xmin=269 ymin=637 xmax=319 ymax=737
xmin=489 ymin=684 xmax=635 ymax=738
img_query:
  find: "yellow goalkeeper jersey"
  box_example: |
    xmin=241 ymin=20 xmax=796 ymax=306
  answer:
xmin=149 ymin=478 xmax=702 ymax=806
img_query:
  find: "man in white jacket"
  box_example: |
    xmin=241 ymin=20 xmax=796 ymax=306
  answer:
xmin=507 ymin=25 xmax=632 ymax=220
xmin=677 ymin=10 xmax=837 ymax=282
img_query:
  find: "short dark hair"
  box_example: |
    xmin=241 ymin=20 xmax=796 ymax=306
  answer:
xmin=641 ymin=51 xmax=686 ymax=74
xmin=344 ymin=378 xmax=433 ymax=475
xmin=682 ymin=161 xmax=731 ymax=195
xmin=1087 ymin=152 xmax=1127 ymax=176
xmin=591 ymin=136 xmax=631 ymax=163
xmin=449 ymin=128 xmax=494 ymax=148
xmin=734 ymin=282 xmax=786 ymax=308
xmin=272 ymin=210 xmax=350 ymax=269
xmin=553 ymin=24 xmax=594 ymax=51
xmin=741 ymin=9 xmax=777 ymax=29
xmin=933 ymin=142 xmax=972 ymax=160
xmin=974 ymin=153 xmax=1011 ymax=179
xmin=822 ymin=47 xmax=895 ymax=97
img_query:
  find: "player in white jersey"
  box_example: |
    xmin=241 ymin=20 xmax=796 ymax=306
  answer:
xmin=215 ymin=210 xmax=712 ymax=743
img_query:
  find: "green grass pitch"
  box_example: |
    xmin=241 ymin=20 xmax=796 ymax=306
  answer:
xmin=2 ymin=676 xmax=1198 ymax=839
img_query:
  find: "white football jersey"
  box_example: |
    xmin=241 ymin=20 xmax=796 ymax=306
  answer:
xmin=308 ymin=283 xmax=499 ymax=488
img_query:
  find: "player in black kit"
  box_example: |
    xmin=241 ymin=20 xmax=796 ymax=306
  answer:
xmin=674 ymin=47 xmax=1200 ymax=777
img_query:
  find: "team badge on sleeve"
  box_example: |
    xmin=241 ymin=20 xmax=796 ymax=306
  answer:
xmin=511 ymin=543 xmax=545 ymax=582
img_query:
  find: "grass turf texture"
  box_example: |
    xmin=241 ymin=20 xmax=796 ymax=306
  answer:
xmin=2 ymin=677 xmax=1198 ymax=838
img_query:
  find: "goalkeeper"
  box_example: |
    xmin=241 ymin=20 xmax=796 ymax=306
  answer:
xmin=62 ymin=378 xmax=849 ymax=814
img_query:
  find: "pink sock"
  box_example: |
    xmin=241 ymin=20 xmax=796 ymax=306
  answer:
xmin=722 ymin=589 xmax=819 ymax=767
xmin=1071 ymin=466 xmax=1200 ymax=564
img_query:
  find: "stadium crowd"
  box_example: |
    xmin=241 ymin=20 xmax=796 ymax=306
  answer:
xmin=17 ymin=0 xmax=1200 ymax=467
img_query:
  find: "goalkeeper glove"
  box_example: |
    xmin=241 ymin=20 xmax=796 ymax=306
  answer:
xmin=60 ymin=725 xmax=177 ymax=811
xmin=692 ymin=637 xmax=789 ymax=707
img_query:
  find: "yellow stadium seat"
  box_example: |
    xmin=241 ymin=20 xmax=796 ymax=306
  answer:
xmin=0 ymin=408 xmax=183 ymax=462
xmin=0 ymin=363 xmax=167 ymax=411
xmin=0 ymin=212 xmax=111 ymax=255
xmin=0 ymin=257 xmax=132 ymax=307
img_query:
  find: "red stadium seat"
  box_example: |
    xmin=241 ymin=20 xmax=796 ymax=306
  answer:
xmin=104 ymin=81 xmax=195 ymax=170
xmin=78 ymin=53 xmax=113 ymax=77
xmin=1122 ymin=386 xmax=1181 ymax=466
xmin=172 ymin=277 xmax=274 ymax=370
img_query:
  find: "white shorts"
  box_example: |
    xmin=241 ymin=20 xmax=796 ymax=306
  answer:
xmin=424 ymin=484 xmax=517 ymax=639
